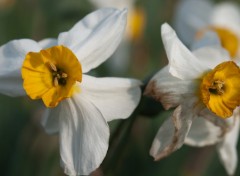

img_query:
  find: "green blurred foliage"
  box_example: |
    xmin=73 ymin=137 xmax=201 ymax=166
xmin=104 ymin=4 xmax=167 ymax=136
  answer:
xmin=0 ymin=0 xmax=240 ymax=176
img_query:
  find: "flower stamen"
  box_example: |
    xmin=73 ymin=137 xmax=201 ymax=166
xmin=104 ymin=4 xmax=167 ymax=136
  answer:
xmin=209 ymin=80 xmax=225 ymax=95
xmin=50 ymin=65 xmax=68 ymax=87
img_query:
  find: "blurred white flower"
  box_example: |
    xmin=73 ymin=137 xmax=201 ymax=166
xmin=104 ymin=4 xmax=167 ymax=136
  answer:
xmin=89 ymin=0 xmax=145 ymax=74
xmin=145 ymin=23 xmax=240 ymax=175
xmin=0 ymin=8 xmax=141 ymax=175
xmin=174 ymin=0 xmax=240 ymax=58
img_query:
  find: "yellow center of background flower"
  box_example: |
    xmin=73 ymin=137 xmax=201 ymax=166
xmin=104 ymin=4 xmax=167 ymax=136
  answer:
xmin=127 ymin=7 xmax=145 ymax=41
xmin=196 ymin=27 xmax=239 ymax=58
xmin=22 ymin=45 xmax=82 ymax=108
xmin=200 ymin=61 xmax=240 ymax=118
xmin=212 ymin=27 xmax=239 ymax=58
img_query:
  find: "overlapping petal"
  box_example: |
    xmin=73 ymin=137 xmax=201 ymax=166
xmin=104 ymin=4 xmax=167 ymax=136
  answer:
xmin=161 ymin=23 xmax=208 ymax=80
xmin=192 ymin=45 xmax=229 ymax=69
xmin=58 ymin=8 xmax=127 ymax=73
xmin=145 ymin=66 xmax=197 ymax=110
xmin=38 ymin=38 xmax=58 ymax=49
xmin=0 ymin=39 xmax=41 ymax=96
xmin=150 ymin=105 xmax=195 ymax=160
xmin=217 ymin=109 xmax=240 ymax=175
xmin=59 ymin=93 xmax=109 ymax=175
xmin=80 ymin=75 xmax=141 ymax=122
xmin=41 ymin=106 xmax=60 ymax=134
xmin=185 ymin=117 xmax=222 ymax=147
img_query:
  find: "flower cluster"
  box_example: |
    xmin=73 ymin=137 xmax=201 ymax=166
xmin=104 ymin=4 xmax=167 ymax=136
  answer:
xmin=1 ymin=0 xmax=240 ymax=176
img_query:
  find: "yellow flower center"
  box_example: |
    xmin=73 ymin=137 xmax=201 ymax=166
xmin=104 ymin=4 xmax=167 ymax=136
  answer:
xmin=127 ymin=7 xmax=145 ymax=41
xmin=196 ymin=27 xmax=239 ymax=58
xmin=200 ymin=61 xmax=240 ymax=118
xmin=22 ymin=45 xmax=82 ymax=108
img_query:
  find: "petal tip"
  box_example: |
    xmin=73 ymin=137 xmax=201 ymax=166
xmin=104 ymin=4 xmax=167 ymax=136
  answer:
xmin=161 ymin=23 xmax=174 ymax=35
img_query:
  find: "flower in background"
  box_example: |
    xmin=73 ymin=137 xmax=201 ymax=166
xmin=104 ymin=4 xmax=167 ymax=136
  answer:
xmin=0 ymin=8 xmax=141 ymax=175
xmin=174 ymin=0 xmax=240 ymax=58
xmin=145 ymin=23 xmax=240 ymax=175
xmin=89 ymin=0 xmax=145 ymax=74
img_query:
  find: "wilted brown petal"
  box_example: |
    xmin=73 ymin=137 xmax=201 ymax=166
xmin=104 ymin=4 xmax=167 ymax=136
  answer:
xmin=150 ymin=105 xmax=195 ymax=160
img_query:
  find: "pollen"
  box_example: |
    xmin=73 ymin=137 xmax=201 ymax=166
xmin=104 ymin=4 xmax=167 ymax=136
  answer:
xmin=209 ymin=80 xmax=225 ymax=95
xmin=22 ymin=45 xmax=82 ymax=108
xmin=200 ymin=61 xmax=240 ymax=118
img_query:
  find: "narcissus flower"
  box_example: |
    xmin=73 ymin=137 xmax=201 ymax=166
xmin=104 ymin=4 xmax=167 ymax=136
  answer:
xmin=145 ymin=23 xmax=240 ymax=175
xmin=174 ymin=0 xmax=240 ymax=58
xmin=0 ymin=8 xmax=141 ymax=175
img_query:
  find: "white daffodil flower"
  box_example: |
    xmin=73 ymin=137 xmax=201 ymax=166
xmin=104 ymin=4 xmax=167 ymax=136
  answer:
xmin=174 ymin=0 xmax=240 ymax=59
xmin=89 ymin=0 xmax=145 ymax=74
xmin=0 ymin=8 xmax=141 ymax=175
xmin=145 ymin=23 xmax=240 ymax=175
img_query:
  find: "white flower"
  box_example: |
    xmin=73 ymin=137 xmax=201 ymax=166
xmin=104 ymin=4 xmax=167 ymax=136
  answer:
xmin=174 ymin=0 xmax=240 ymax=58
xmin=0 ymin=8 xmax=141 ymax=175
xmin=145 ymin=23 xmax=240 ymax=175
xmin=89 ymin=0 xmax=145 ymax=74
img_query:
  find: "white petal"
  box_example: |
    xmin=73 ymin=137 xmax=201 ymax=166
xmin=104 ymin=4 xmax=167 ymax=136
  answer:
xmin=185 ymin=117 xmax=222 ymax=147
xmin=200 ymin=108 xmax=230 ymax=133
xmin=150 ymin=105 xmax=195 ymax=160
xmin=80 ymin=74 xmax=141 ymax=122
xmin=191 ymin=31 xmax=221 ymax=50
xmin=145 ymin=66 xmax=198 ymax=110
xmin=59 ymin=94 xmax=109 ymax=175
xmin=90 ymin=0 xmax=135 ymax=9
xmin=211 ymin=2 xmax=240 ymax=34
xmin=0 ymin=70 xmax=25 ymax=96
xmin=58 ymin=8 xmax=127 ymax=73
xmin=173 ymin=0 xmax=212 ymax=46
xmin=41 ymin=107 xmax=60 ymax=134
xmin=217 ymin=109 xmax=240 ymax=175
xmin=0 ymin=39 xmax=41 ymax=96
xmin=192 ymin=45 xmax=230 ymax=69
xmin=161 ymin=23 xmax=208 ymax=80
xmin=38 ymin=38 xmax=58 ymax=49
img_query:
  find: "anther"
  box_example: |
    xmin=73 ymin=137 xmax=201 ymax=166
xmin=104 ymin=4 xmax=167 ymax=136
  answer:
xmin=61 ymin=73 xmax=68 ymax=78
xmin=209 ymin=80 xmax=225 ymax=95
xmin=54 ymin=77 xmax=59 ymax=87
xmin=48 ymin=62 xmax=57 ymax=72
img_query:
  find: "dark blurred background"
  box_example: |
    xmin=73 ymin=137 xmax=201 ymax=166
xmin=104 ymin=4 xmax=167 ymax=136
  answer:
xmin=0 ymin=0 xmax=239 ymax=175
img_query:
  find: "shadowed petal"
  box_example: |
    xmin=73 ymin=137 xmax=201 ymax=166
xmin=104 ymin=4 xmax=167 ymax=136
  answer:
xmin=150 ymin=105 xmax=195 ymax=160
xmin=59 ymin=93 xmax=109 ymax=175
xmin=80 ymin=75 xmax=141 ymax=122
xmin=0 ymin=39 xmax=41 ymax=96
xmin=217 ymin=109 xmax=240 ymax=175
